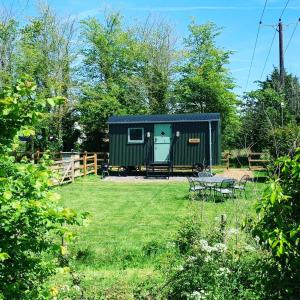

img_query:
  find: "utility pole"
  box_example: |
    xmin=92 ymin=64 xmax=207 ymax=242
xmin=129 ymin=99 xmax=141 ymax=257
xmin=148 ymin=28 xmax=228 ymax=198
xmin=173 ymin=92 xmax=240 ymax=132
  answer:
xmin=278 ymin=19 xmax=285 ymax=87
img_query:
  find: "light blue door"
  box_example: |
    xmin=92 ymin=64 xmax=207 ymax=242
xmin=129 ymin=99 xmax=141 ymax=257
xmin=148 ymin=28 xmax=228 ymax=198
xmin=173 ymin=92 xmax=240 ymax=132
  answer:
xmin=154 ymin=124 xmax=172 ymax=162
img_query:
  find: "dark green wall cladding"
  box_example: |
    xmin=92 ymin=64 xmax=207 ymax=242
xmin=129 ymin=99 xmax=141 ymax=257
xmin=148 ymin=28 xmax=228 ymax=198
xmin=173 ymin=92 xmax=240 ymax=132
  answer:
xmin=109 ymin=121 xmax=220 ymax=166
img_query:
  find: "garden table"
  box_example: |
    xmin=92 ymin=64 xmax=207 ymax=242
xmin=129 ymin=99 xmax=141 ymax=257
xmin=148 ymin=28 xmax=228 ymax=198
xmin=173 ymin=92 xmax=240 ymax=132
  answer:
xmin=195 ymin=176 xmax=233 ymax=184
xmin=194 ymin=176 xmax=235 ymax=198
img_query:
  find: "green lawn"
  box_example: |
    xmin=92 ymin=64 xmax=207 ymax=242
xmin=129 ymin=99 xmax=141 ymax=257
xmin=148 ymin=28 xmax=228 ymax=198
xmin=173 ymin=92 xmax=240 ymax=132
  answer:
xmin=56 ymin=175 xmax=265 ymax=298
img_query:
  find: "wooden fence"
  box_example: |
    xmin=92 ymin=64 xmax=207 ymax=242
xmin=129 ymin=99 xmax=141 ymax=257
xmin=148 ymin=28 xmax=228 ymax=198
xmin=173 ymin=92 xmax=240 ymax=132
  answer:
xmin=220 ymin=152 xmax=230 ymax=170
xmin=10 ymin=151 xmax=107 ymax=185
xmin=11 ymin=150 xmax=107 ymax=164
xmin=51 ymin=153 xmax=98 ymax=185
xmin=248 ymin=152 xmax=270 ymax=170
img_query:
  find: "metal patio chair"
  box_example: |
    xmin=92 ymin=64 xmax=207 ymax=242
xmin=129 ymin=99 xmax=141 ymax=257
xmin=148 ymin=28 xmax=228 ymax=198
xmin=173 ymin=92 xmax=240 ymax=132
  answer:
xmin=187 ymin=177 xmax=206 ymax=198
xmin=213 ymin=179 xmax=236 ymax=200
xmin=198 ymin=171 xmax=213 ymax=177
xmin=234 ymin=175 xmax=250 ymax=197
xmin=101 ymin=161 xmax=110 ymax=179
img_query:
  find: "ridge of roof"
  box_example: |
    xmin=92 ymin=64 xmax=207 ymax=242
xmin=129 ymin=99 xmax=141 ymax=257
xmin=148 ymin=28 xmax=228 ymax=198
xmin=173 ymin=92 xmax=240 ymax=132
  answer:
xmin=108 ymin=113 xmax=220 ymax=124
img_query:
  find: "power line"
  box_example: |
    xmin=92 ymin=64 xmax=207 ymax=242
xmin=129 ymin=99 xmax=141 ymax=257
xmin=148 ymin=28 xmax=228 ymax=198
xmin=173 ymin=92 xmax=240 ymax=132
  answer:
xmin=285 ymin=18 xmax=300 ymax=53
xmin=259 ymin=0 xmax=291 ymax=81
xmin=260 ymin=28 xmax=277 ymax=80
xmin=244 ymin=0 xmax=268 ymax=91
xmin=279 ymin=0 xmax=290 ymax=19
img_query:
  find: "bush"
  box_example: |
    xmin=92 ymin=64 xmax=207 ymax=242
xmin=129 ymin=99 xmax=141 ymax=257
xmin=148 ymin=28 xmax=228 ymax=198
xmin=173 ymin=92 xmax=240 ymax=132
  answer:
xmin=0 ymin=155 xmax=87 ymax=299
xmin=142 ymin=215 xmax=266 ymax=300
xmin=250 ymin=148 xmax=300 ymax=299
xmin=0 ymin=78 xmax=87 ymax=299
xmin=268 ymin=125 xmax=300 ymax=158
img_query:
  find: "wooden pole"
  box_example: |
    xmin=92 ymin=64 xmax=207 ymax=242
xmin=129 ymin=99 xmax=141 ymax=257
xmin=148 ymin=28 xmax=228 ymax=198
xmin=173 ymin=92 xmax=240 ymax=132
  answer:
xmin=278 ymin=20 xmax=285 ymax=88
xmin=83 ymin=151 xmax=87 ymax=176
xmin=94 ymin=153 xmax=97 ymax=175
xmin=72 ymin=159 xmax=75 ymax=182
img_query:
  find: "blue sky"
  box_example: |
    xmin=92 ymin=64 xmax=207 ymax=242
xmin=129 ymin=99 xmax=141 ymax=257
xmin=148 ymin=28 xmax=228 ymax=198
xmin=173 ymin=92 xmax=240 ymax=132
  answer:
xmin=2 ymin=0 xmax=300 ymax=95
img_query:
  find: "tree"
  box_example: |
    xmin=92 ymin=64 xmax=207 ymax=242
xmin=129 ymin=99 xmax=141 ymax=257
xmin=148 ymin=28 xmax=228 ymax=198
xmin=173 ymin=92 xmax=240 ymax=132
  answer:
xmin=0 ymin=16 xmax=18 ymax=88
xmin=0 ymin=77 xmax=86 ymax=299
xmin=262 ymin=68 xmax=300 ymax=123
xmin=173 ymin=21 xmax=239 ymax=148
xmin=240 ymin=68 xmax=300 ymax=154
xmin=135 ymin=17 xmax=176 ymax=114
xmin=251 ymin=149 xmax=300 ymax=298
xmin=239 ymin=88 xmax=284 ymax=151
xmin=79 ymin=13 xmax=146 ymax=150
xmin=17 ymin=4 xmax=76 ymax=151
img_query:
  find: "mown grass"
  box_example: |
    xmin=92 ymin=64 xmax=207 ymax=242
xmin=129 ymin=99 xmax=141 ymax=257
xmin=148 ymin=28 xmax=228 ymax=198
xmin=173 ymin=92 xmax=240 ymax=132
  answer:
xmin=55 ymin=175 xmax=265 ymax=298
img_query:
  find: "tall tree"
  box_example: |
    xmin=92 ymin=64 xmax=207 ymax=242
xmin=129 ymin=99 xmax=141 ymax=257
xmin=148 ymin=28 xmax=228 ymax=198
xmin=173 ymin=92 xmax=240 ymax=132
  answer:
xmin=17 ymin=5 xmax=76 ymax=151
xmin=135 ymin=17 xmax=176 ymax=113
xmin=173 ymin=21 xmax=239 ymax=148
xmin=0 ymin=14 xmax=18 ymax=88
xmin=239 ymin=69 xmax=300 ymax=154
xmin=261 ymin=68 xmax=300 ymax=124
xmin=79 ymin=13 xmax=147 ymax=150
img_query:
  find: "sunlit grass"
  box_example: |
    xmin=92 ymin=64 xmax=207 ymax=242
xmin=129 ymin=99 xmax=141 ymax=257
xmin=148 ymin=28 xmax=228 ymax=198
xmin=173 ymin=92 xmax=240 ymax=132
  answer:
xmin=56 ymin=175 xmax=265 ymax=297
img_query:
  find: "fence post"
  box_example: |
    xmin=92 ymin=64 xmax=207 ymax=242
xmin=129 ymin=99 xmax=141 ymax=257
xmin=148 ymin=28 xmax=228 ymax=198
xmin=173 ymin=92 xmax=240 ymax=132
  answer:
xmin=227 ymin=154 xmax=230 ymax=170
xmin=83 ymin=151 xmax=87 ymax=176
xmin=248 ymin=152 xmax=252 ymax=171
xmin=36 ymin=150 xmax=40 ymax=163
xmin=72 ymin=159 xmax=75 ymax=182
xmin=94 ymin=153 xmax=97 ymax=175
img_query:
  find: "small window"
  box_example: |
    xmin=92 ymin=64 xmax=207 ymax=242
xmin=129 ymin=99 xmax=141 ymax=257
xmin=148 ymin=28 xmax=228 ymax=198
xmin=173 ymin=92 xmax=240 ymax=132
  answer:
xmin=128 ymin=128 xmax=144 ymax=143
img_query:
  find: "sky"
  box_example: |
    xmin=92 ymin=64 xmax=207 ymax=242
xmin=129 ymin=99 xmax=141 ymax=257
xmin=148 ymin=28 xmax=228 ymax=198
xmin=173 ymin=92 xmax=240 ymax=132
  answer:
xmin=1 ymin=0 xmax=300 ymax=95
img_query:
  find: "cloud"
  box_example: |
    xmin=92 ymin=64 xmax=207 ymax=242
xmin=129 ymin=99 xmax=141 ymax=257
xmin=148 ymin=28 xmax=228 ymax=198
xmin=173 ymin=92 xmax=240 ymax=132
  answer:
xmin=129 ymin=6 xmax=253 ymax=12
xmin=67 ymin=4 xmax=300 ymax=21
xmin=231 ymin=67 xmax=249 ymax=73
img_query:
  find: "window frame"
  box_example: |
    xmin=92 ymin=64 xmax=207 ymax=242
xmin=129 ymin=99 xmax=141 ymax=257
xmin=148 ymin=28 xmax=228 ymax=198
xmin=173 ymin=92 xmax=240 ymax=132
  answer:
xmin=127 ymin=127 xmax=144 ymax=144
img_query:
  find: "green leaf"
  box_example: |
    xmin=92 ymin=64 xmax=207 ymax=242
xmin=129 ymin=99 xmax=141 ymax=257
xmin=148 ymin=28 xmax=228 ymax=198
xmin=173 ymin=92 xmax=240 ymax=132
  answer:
xmin=3 ymin=190 xmax=12 ymax=200
xmin=0 ymin=252 xmax=10 ymax=262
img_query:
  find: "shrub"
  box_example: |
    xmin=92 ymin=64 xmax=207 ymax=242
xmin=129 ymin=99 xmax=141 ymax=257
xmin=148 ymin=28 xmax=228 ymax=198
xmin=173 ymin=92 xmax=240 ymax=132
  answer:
xmin=268 ymin=125 xmax=300 ymax=158
xmin=251 ymin=147 xmax=300 ymax=298
xmin=146 ymin=215 xmax=266 ymax=300
xmin=0 ymin=155 xmax=87 ymax=299
xmin=0 ymin=78 xmax=87 ymax=299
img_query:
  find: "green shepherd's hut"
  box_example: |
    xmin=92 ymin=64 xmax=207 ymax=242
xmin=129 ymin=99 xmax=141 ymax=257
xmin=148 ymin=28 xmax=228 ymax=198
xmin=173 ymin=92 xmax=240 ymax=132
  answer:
xmin=107 ymin=113 xmax=221 ymax=175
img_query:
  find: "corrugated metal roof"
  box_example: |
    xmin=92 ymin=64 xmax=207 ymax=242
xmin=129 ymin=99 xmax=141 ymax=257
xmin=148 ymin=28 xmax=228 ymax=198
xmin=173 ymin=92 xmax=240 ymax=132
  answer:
xmin=108 ymin=113 xmax=220 ymax=124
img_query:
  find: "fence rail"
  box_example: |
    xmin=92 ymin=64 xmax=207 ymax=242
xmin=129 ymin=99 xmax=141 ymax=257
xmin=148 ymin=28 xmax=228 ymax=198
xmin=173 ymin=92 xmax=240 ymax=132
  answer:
xmin=51 ymin=152 xmax=98 ymax=185
xmin=248 ymin=152 xmax=270 ymax=170
xmin=11 ymin=150 xmax=107 ymax=162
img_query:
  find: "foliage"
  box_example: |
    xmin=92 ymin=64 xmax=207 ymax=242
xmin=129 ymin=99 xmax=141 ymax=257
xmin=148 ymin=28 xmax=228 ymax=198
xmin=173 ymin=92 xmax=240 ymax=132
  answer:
xmin=78 ymin=14 xmax=175 ymax=150
xmin=251 ymin=148 xmax=300 ymax=298
xmin=239 ymin=87 xmax=285 ymax=151
xmin=19 ymin=5 xmax=76 ymax=151
xmin=240 ymin=68 xmax=300 ymax=152
xmin=0 ymin=76 xmax=63 ymax=151
xmin=0 ymin=78 xmax=86 ymax=299
xmin=262 ymin=68 xmax=300 ymax=123
xmin=0 ymin=155 xmax=86 ymax=299
xmin=154 ymin=215 xmax=265 ymax=300
xmin=268 ymin=125 xmax=300 ymax=158
xmin=0 ymin=18 xmax=18 ymax=87
xmin=173 ymin=21 xmax=240 ymax=148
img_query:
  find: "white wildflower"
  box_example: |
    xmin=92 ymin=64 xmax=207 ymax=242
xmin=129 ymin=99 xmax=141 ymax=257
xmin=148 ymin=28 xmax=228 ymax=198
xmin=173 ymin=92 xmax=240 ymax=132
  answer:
xmin=177 ymin=265 xmax=184 ymax=271
xmin=245 ymin=244 xmax=255 ymax=252
xmin=166 ymin=242 xmax=176 ymax=248
xmin=214 ymin=243 xmax=227 ymax=253
xmin=188 ymin=290 xmax=208 ymax=299
xmin=227 ymin=228 xmax=239 ymax=235
xmin=216 ymin=267 xmax=231 ymax=277
xmin=204 ymin=255 xmax=212 ymax=262
xmin=187 ymin=255 xmax=197 ymax=262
